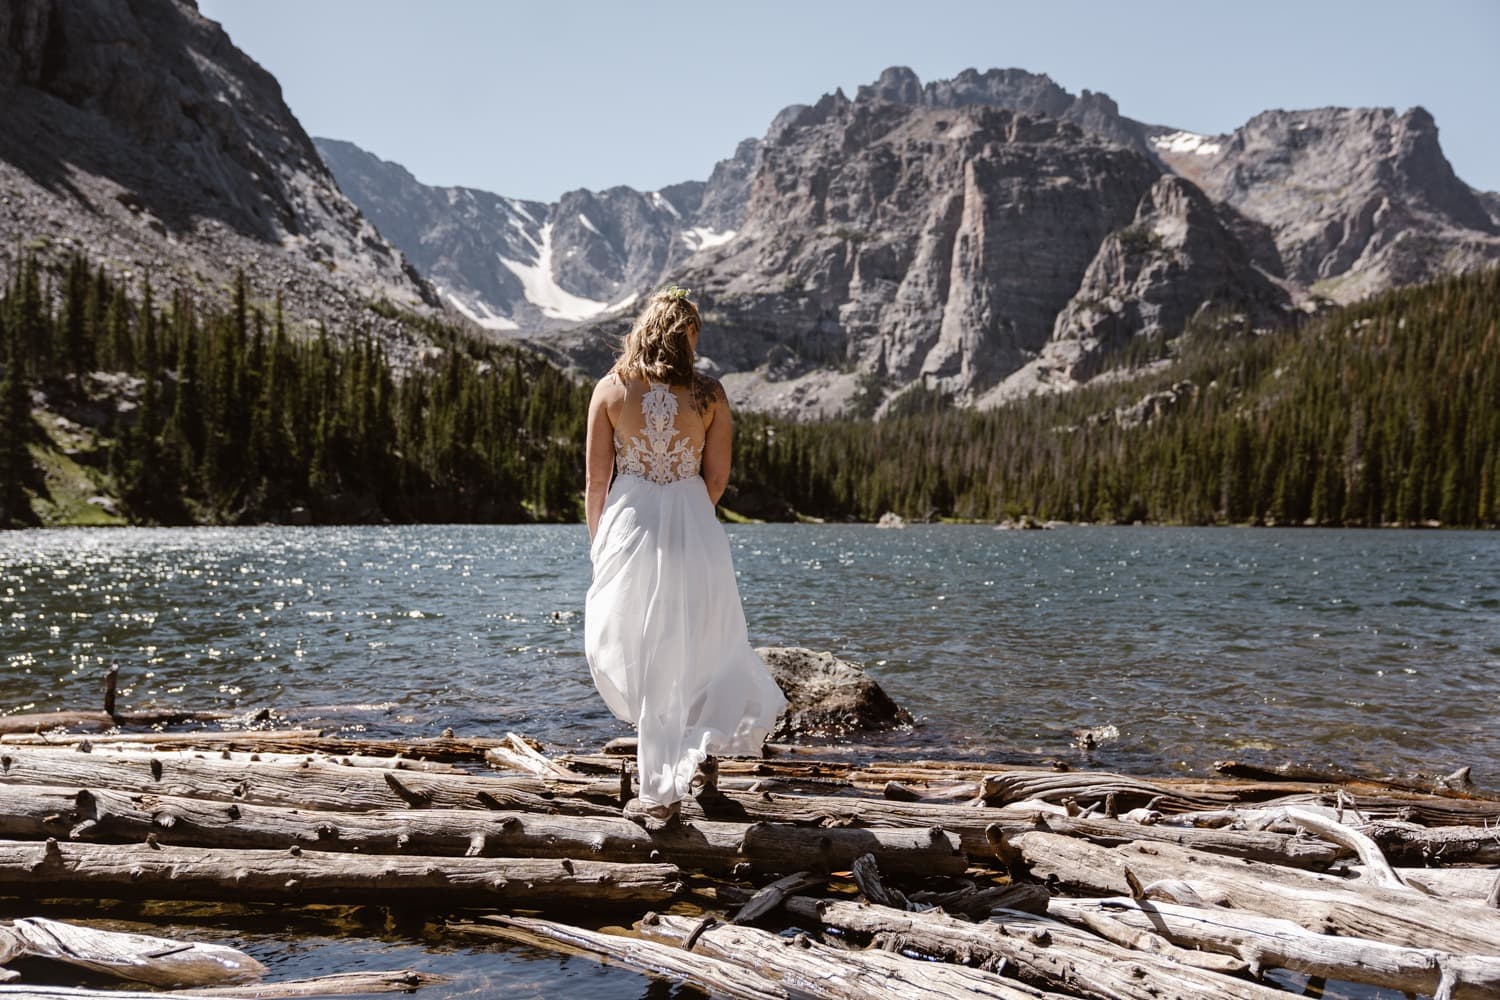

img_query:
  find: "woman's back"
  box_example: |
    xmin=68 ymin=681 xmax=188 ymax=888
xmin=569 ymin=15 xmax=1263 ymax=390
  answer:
xmin=609 ymin=375 xmax=713 ymax=486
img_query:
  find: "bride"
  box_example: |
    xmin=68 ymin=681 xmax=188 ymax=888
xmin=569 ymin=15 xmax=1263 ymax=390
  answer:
xmin=583 ymin=286 xmax=786 ymax=825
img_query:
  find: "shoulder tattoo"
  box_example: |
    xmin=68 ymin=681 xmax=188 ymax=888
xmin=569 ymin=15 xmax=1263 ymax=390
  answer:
xmin=691 ymin=373 xmax=724 ymax=414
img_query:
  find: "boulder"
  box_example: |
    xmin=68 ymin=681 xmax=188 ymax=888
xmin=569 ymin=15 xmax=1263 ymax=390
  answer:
xmin=757 ymin=646 xmax=913 ymax=740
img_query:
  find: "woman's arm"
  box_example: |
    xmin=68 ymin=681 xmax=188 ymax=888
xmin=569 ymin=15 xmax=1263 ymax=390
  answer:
xmin=585 ymin=377 xmax=619 ymax=542
xmin=700 ymin=378 xmax=732 ymax=507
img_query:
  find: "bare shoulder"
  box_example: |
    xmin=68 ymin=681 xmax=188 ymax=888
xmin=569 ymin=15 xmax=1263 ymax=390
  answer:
xmin=690 ymin=372 xmax=727 ymax=414
xmin=593 ymin=371 xmax=627 ymax=402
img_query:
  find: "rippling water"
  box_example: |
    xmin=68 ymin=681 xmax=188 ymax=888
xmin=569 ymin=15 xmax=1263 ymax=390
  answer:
xmin=2 ymin=524 xmax=1497 ymax=997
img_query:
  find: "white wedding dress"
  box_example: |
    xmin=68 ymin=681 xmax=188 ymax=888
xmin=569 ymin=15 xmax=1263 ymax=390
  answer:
xmin=585 ymin=380 xmax=787 ymax=806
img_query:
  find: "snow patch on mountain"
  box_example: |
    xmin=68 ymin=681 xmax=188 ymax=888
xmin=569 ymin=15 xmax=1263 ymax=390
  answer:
xmin=439 ymin=287 xmax=519 ymax=331
xmin=1151 ymin=131 xmax=1223 ymax=156
xmin=578 ymin=213 xmax=600 ymax=235
xmin=498 ymin=223 xmax=610 ymax=321
xmin=681 ymin=226 xmax=737 ymax=250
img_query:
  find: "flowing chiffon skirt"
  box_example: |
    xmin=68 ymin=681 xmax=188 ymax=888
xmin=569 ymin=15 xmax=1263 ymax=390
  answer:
xmin=585 ymin=472 xmax=787 ymax=806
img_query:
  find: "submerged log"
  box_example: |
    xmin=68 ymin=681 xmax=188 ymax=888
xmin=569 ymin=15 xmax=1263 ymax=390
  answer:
xmin=780 ymin=897 xmax=1285 ymax=1000
xmin=1009 ymin=830 xmax=1500 ymax=955
xmin=0 ymin=839 xmax=681 ymax=909
xmin=0 ymin=917 xmax=265 ymax=988
xmin=0 ymin=970 xmax=446 ymax=997
xmin=454 ymin=915 xmax=787 ymax=1000
xmin=0 ymin=785 xmax=965 ymax=876
xmin=1047 ymin=896 xmax=1500 ymax=999
xmin=636 ymin=911 xmax=1068 ymax=999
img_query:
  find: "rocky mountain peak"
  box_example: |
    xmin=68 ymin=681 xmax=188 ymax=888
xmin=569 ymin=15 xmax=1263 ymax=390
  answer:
xmin=0 ymin=0 xmax=435 ymax=341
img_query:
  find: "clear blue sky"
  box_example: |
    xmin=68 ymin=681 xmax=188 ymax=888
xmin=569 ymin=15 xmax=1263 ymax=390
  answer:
xmin=199 ymin=0 xmax=1500 ymax=203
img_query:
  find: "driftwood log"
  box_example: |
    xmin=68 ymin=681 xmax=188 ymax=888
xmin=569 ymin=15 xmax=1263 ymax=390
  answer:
xmin=1047 ymin=896 xmax=1500 ymax=999
xmin=636 ymin=911 xmax=1068 ymax=999
xmin=0 ymin=784 xmax=965 ymax=877
xmin=779 ymin=896 xmax=1285 ymax=1000
xmin=1009 ymin=830 xmax=1500 ymax=955
xmin=455 ymin=915 xmax=789 ymax=1000
xmin=0 ymin=838 xmax=681 ymax=909
xmin=0 ymin=970 xmax=447 ymax=997
xmin=0 ymin=917 xmax=265 ymax=988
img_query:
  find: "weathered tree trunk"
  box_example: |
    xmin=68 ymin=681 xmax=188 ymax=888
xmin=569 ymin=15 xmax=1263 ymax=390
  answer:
xmin=0 ymin=838 xmax=680 ymax=909
xmin=0 ymin=785 xmax=965 ymax=876
xmin=985 ymin=812 xmax=1344 ymax=869
xmin=634 ymin=911 xmax=1071 ymax=999
xmin=1009 ymin=830 xmax=1500 ymax=955
xmin=1361 ymin=820 xmax=1500 ymax=865
xmin=454 ymin=915 xmax=788 ymax=1000
xmin=1 ymin=730 xmax=508 ymax=765
xmin=0 ymin=747 xmax=622 ymax=816
xmin=0 ymin=970 xmax=446 ymax=997
xmin=0 ymin=916 xmax=265 ymax=988
xmin=778 ymin=896 xmax=1287 ymax=1000
xmin=1047 ymin=896 xmax=1500 ymax=999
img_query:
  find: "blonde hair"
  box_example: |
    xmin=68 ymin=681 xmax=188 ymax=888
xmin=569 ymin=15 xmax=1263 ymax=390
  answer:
xmin=613 ymin=287 xmax=700 ymax=384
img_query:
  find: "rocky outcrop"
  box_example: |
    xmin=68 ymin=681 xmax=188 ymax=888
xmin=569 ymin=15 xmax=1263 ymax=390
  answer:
xmin=758 ymin=647 xmax=914 ymax=739
xmin=988 ymin=175 xmax=1292 ymax=400
xmin=0 ymin=0 xmax=435 ymax=338
xmin=316 ymin=135 xmax=755 ymax=333
xmin=661 ymin=97 xmax=1165 ymax=412
xmin=1153 ymin=107 xmax=1500 ymax=303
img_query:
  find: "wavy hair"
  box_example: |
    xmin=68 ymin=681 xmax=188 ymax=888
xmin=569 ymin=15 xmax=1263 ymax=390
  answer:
xmin=612 ymin=287 xmax=701 ymax=385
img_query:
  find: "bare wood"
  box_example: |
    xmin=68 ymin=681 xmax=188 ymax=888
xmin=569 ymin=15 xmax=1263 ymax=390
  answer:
xmin=484 ymin=732 xmax=592 ymax=782
xmin=1010 ymin=830 xmax=1500 ymax=955
xmin=1244 ymin=806 xmax=1407 ymax=889
xmin=1214 ymin=759 xmax=1498 ymax=800
xmin=732 ymin=871 xmax=826 ymax=924
xmin=778 ymin=897 xmax=1287 ymax=1000
xmin=0 ymin=838 xmax=681 ymax=908
xmin=1047 ymin=896 xmax=1500 ymax=999
xmin=637 ymin=911 xmax=1069 ymax=999
xmin=453 ymin=915 xmax=788 ymax=1000
xmin=1361 ymin=821 xmax=1500 ymax=866
xmin=908 ymin=881 xmax=1052 ymax=919
xmin=0 ymin=916 xmax=265 ymax=988
xmin=54 ymin=744 xmax=462 ymax=773
xmin=0 ymin=971 xmax=446 ymax=997
xmin=1367 ymin=866 xmax=1500 ymax=902
xmin=985 ymin=812 xmax=1344 ymax=870
xmin=982 ymin=770 xmax=1236 ymax=812
xmin=0 ymin=746 xmax=623 ymax=816
xmin=0 ymin=784 xmax=966 ymax=876
xmin=1 ymin=730 xmax=509 ymax=764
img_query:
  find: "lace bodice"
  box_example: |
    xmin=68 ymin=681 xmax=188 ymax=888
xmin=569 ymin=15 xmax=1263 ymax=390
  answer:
xmin=615 ymin=382 xmax=703 ymax=485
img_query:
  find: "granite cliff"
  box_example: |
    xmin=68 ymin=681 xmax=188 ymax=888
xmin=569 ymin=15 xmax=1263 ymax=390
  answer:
xmin=0 ymin=0 xmax=436 ymax=343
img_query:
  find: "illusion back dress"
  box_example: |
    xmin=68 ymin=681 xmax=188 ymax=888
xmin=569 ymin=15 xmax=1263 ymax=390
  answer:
xmin=585 ymin=379 xmax=787 ymax=806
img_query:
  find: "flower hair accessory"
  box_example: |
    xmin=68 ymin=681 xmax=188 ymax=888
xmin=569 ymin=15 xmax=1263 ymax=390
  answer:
xmin=662 ymin=285 xmax=692 ymax=301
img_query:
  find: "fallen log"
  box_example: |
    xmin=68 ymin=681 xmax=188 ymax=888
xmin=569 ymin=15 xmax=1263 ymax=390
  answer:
xmin=1362 ymin=820 xmax=1500 ymax=866
xmin=0 ymin=746 xmax=622 ymax=816
xmin=1047 ymin=896 xmax=1500 ymax=999
xmin=634 ymin=911 xmax=1072 ymax=999
xmin=1 ymin=730 xmax=508 ymax=765
xmin=985 ymin=812 xmax=1344 ymax=870
xmin=0 ymin=916 xmax=264 ymax=988
xmin=779 ymin=896 xmax=1286 ymax=1000
xmin=1009 ymin=830 xmax=1500 ymax=955
xmin=453 ymin=915 xmax=787 ymax=1000
xmin=1214 ymin=759 xmax=1497 ymax=800
xmin=0 ymin=838 xmax=681 ymax=909
xmin=0 ymin=970 xmax=445 ymax=997
xmin=0 ymin=785 xmax=966 ymax=876
xmin=41 ymin=744 xmax=462 ymax=773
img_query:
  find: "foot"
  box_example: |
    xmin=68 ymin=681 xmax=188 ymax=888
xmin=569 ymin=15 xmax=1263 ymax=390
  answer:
xmin=623 ymin=797 xmax=681 ymax=830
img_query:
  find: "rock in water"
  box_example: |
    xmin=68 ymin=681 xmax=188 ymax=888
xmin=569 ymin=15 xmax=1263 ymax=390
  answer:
xmin=757 ymin=647 xmax=914 ymax=739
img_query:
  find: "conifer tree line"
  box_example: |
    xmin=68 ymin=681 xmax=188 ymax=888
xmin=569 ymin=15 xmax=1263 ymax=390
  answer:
xmin=0 ymin=252 xmax=589 ymax=526
xmin=731 ymin=266 xmax=1500 ymax=528
xmin=2 ymin=250 xmax=1496 ymax=529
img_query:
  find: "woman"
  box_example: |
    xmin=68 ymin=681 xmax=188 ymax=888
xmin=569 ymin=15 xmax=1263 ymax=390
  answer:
xmin=584 ymin=287 xmax=786 ymax=825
